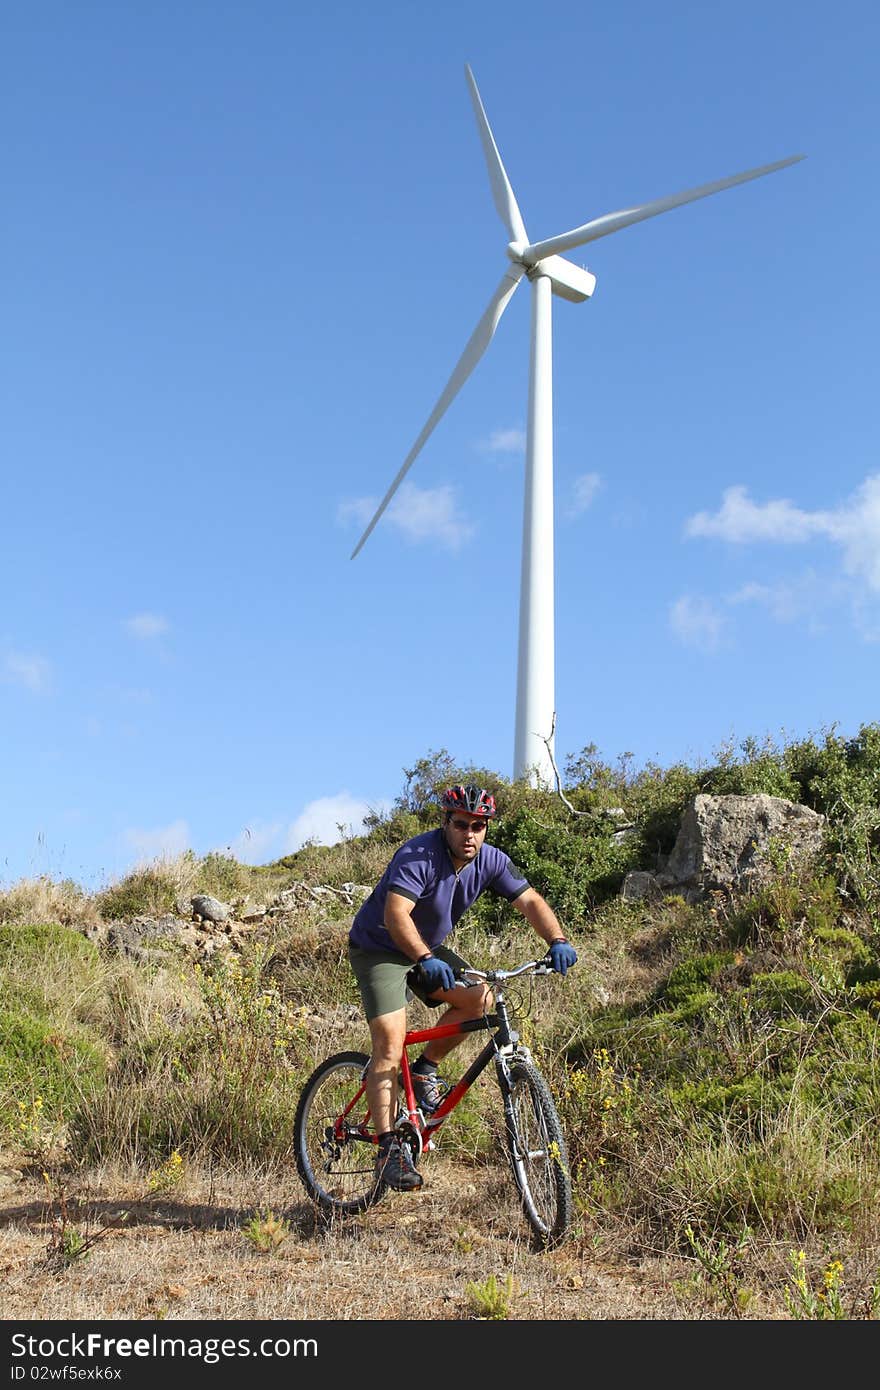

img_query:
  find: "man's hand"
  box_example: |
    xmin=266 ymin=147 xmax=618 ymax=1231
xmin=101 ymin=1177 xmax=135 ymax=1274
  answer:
xmin=416 ymin=956 xmax=456 ymax=993
xmin=548 ymin=940 xmax=577 ymax=976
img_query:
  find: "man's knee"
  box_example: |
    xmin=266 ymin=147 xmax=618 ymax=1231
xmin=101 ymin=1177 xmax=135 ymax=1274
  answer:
xmin=458 ymin=983 xmax=492 ymax=1017
xmin=368 ymin=1010 xmax=407 ymax=1064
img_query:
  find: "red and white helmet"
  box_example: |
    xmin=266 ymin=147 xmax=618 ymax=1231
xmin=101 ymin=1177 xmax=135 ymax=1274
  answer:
xmin=440 ymin=784 xmax=498 ymax=819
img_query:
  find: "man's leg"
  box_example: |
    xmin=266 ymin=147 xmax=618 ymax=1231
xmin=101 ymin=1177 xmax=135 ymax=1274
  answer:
xmin=365 ymin=1008 xmax=423 ymax=1191
xmin=419 ymin=981 xmax=493 ymax=1065
xmin=408 ymin=979 xmax=494 ymax=1115
xmin=365 ymin=1008 xmax=407 ymax=1136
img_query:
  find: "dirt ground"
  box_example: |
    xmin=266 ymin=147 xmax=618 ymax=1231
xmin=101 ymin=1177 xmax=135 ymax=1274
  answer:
xmin=0 ymin=1155 xmax=789 ymax=1323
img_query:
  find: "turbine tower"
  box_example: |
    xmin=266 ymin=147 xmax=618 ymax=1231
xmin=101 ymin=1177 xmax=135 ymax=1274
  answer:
xmin=351 ymin=65 xmax=803 ymax=788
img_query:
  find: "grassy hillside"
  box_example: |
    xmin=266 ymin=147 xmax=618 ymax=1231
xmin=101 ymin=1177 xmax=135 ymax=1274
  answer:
xmin=1 ymin=724 xmax=879 ymax=1317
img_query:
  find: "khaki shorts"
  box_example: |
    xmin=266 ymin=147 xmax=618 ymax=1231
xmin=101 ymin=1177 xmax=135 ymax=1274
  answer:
xmin=348 ymin=942 xmax=472 ymax=1022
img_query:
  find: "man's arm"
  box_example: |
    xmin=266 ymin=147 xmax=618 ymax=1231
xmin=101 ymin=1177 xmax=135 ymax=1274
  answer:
xmin=511 ymin=887 xmax=567 ymax=947
xmin=384 ymin=890 xmax=435 ymax=962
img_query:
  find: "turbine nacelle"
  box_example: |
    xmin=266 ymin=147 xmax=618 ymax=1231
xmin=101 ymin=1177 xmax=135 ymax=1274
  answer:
xmin=508 ymin=239 xmax=596 ymax=302
xmin=528 ymin=255 xmax=597 ymax=303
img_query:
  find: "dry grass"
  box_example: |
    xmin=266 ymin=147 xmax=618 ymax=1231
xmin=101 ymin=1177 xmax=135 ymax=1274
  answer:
xmin=0 ymin=877 xmax=99 ymax=932
xmin=0 ymin=1154 xmax=763 ymax=1321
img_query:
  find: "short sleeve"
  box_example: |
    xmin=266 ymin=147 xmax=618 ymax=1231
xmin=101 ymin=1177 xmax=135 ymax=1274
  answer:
xmin=490 ymin=851 xmax=529 ymax=902
xmin=386 ymin=841 xmax=435 ymax=903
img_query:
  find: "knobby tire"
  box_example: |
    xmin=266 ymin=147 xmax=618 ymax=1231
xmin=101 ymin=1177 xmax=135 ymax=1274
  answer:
xmin=503 ymin=1056 xmax=572 ymax=1248
xmin=293 ymin=1050 xmax=385 ymax=1214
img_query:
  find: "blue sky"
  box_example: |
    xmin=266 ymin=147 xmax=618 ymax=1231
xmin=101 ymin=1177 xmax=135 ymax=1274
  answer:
xmin=2 ymin=1 xmax=877 ymax=890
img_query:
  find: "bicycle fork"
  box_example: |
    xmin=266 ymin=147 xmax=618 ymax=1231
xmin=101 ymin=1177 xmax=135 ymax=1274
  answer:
xmin=494 ymin=1043 xmax=535 ymax=1162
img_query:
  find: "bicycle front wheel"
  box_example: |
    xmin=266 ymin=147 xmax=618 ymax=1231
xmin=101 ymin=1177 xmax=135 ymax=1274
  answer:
xmin=502 ymin=1055 xmax=572 ymax=1248
xmin=293 ymin=1050 xmax=382 ymax=1215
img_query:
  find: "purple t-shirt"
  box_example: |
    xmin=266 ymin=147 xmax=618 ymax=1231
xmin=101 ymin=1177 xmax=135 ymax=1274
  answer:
xmin=348 ymin=828 xmax=529 ymax=953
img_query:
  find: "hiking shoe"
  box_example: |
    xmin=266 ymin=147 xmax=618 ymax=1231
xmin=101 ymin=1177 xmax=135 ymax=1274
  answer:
xmin=375 ymin=1140 xmax=423 ymax=1192
xmin=412 ymin=1069 xmax=446 ymax=1115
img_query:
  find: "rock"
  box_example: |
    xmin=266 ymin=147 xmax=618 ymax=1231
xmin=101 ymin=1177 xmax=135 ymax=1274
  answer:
xmin=104 ymin=914 xmax=194 ymax=961
xmin=341 ymin=882 xmax=372 ymax=900
xmin=620 ymin=871 xmax=659 ymax=902
xmin=100 ymin=910 xmax=246 ymax=962
xmin=655 ymin=793 xmax=825 ymax=903
xmin=191 ymin=894 xmax=231 ymax=924
xmin=612 ymin=827 xmax=638 ymax=846
xmin=240 ymin=904 xmax=268 ymax=923
xmin=267 ymin=880 xmax=373 ymax=914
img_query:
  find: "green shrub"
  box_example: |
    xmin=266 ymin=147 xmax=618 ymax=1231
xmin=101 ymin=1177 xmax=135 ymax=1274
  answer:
xmin=490 ymin=806 xmax=639 ymax=923
xmin=196 ymin=852 xmax=250 ymax=900
xmin=0 ymin=924 xmax=106 ymax=1029
xmin=661 ymin=953 xmax=737 ymax=1008
xmin=0 ymin=1007 xmax=107 ymax=1139
xmin=782 ymin=722 xmax=880 ymax=907
xmin=0 ymin=922 xmax=98 ymax=966
xmin=95 ymin=867 xmax=178 ymax=921
xmin=852 ymin=980 xmax=880 ymax=1011
xmin=665 ymin=1074 xmax=788 ymax=1123
xmin=700 ymin=734 xmax=800 ymax=800
xmin=810 ymin=926 xmax=873 ymax=976
xmin=747 ymin=971 xmax=817 ymax=1019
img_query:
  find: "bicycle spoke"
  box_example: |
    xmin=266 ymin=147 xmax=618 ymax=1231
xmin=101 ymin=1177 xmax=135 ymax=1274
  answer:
xmin=293 ymin=1052 xmax=384 ymax=1214
xmin=503 ymin=1056 xmax=572 ymax=1248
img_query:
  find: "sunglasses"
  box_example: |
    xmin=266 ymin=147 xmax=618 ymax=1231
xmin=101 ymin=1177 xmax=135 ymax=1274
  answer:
xmin=449 ymin=817 xmax=489 ymax=833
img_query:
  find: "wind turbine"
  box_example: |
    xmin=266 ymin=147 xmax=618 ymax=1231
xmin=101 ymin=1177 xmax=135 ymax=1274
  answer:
xmin=351 ymin=64 xmax=804 ymax=788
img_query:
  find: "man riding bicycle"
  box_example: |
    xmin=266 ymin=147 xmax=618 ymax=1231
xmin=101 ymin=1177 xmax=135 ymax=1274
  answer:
xmin=348 ymin=784 xmax=577 ymax=1191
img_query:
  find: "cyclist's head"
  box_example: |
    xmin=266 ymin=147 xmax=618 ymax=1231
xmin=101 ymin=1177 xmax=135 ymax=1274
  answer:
xmin=440 ymin=784 xmax=498 ymax=825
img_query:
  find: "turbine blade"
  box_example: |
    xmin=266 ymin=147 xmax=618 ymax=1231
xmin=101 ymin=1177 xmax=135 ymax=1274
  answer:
xmin=465 ymin=64 xmax=528 ymax=246
xmin=523 ymin=154 xmax=806 ymax=263
xmin=350 ymin=265 xmax=525 ymax=559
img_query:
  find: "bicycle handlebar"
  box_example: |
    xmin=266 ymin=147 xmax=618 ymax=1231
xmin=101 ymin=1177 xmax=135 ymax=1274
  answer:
xmin=456 ymin=956 xmax=557 ymax=985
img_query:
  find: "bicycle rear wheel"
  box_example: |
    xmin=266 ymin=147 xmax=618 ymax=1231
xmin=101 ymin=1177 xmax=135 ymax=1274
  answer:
xmin=293 ymin=1050 xmax=383 ymax=1214
xmin=502 ymin=1055 xmax=572 ymax=1248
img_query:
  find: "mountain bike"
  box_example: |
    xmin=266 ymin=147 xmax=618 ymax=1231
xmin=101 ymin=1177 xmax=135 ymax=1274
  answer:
xmin=293 ymin=956 xmax=573 ymax=1248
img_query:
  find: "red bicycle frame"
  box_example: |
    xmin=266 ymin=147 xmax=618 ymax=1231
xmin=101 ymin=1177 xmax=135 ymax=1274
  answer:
xmin=339 ymin=986 xmax=521 ymax=1150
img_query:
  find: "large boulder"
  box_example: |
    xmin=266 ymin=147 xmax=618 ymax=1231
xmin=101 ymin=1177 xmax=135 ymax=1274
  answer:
xmin=622 ymin=793 xmax=826 ymax=903
xmin=191 ymin=894 xmax=231 ymax=924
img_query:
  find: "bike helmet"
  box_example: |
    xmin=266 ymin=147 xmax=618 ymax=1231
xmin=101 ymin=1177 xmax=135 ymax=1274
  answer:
xmin=440 ymin=784 xmax=498 ymax=819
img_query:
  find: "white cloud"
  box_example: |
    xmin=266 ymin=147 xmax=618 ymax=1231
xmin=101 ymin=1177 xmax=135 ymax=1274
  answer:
xmin=339 ymin=482 xmax=475 ymax=551
xmin=125 ymin=612 xmax=169 ymax=640
xmin=567 ymin=472 xmax=601 ymax=517
xmin=685 ymin=475 xmax=880 ymax=594
xmin=478 ymin=428 xmax=526 ymax=455
xmin=2 ymin=650 xmax=51 ymax=692
xmin=122 ymin=818 xmax=190 ymax=863
xmin=828 ymin=475 xmax=880 ymax=591
xmin=728 ymin=571 xmax=837 ymax=627
xmin=729 ymin=580 xmax=802 ymax=623
xmin=284 ymin=793 xmax=389 ymax=852
xmin=337 ymin=496 xmax=374 ymax=529
xmin=389 ymin=483 xmax=475 ymax=548
xmin=685 ymin=485 xmax=827 ymax=544
xmin=669 ymin=595 xmax=725 ymax=651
